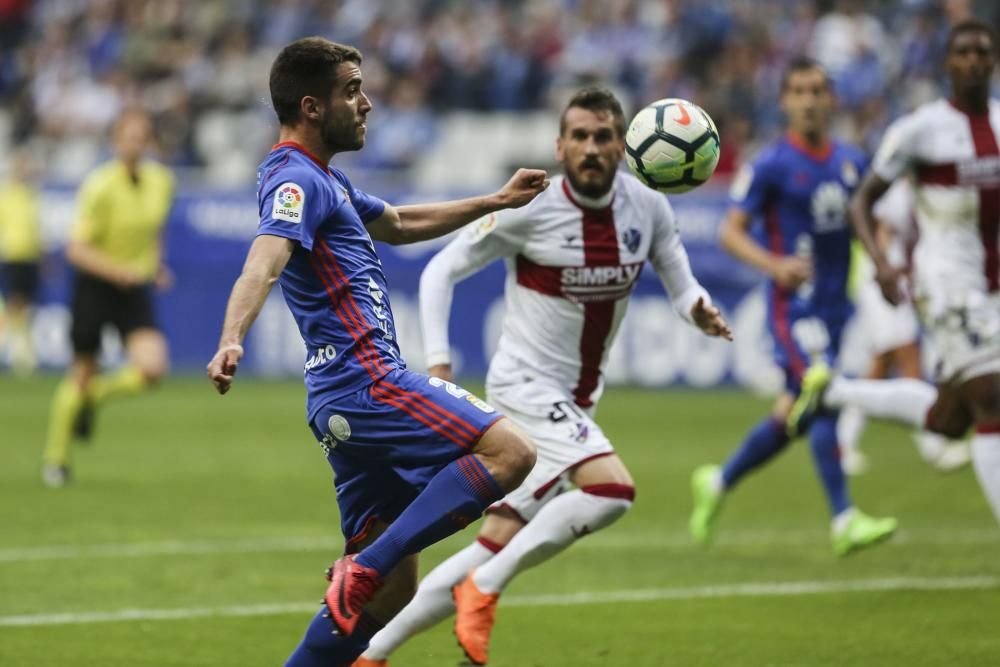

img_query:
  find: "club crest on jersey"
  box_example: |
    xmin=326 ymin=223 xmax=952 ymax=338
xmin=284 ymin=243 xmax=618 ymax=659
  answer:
xmin=810 ymin=181 xmax=848 ymax=233
xmin=273 ymin=182 xmax=304 ymax=223
xmin=621 ymin=227 xmax=642 ymax=254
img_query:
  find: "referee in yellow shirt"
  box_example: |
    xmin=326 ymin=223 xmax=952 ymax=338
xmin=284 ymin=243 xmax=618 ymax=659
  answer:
xmin=0 ymin=149 xmax=42 ymax=376
xmin=43 ymin=110 xmax=175 ymax=487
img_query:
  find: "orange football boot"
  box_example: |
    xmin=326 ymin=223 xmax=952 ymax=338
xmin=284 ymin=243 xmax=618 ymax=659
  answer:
xmin=452 ymin=571 xmax=500 ymax=665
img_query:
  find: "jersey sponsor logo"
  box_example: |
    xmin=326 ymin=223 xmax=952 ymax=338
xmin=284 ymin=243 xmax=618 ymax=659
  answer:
xmin=957 ymin=156 xmax=1000 ymax=186
xmin=810 ymin=181 xmax=849 ymax=233
xmin=516 ymin=256 xmax=643 ymax=303
xmin=368 ymin=277 xmax=395 ymax=342
xmin=561 ymin=263 xmax=643 ymax=291
xmin=273 ymin=182 xmax=304 ymax=222
xmin=304 ymin=344 xmax=337 ymax=372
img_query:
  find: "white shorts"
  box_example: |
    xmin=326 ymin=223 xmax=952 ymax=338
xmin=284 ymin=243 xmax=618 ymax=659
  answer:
xmin=917 ymin=289 xmax=1000 ymax=384
xmin=857 ymin=279 xmax=921 ymax=356
xmin=485 ymin=380 xmax=615 ymax=522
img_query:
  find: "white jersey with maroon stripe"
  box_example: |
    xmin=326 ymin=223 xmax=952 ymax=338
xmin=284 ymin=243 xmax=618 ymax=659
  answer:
xmin=871 ymin=97 xmax=1000 ymax=381
xmin=420 ymin=172 xmax=709 ymax=408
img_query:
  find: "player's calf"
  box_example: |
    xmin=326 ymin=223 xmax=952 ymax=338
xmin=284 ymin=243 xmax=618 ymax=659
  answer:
xmin=471 ymin=418 xmax=536 ymax=493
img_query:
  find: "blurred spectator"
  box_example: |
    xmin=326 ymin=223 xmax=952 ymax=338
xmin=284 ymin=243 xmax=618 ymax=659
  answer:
xmin=1 ymin=0 xmax=998 ymax=185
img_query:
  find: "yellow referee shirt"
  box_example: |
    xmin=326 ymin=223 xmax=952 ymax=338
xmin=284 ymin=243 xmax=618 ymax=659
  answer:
xmin=0 ymin=181 xmax=42 ymax=263
xmin=72 ymin=160 xmax=174 ymax=282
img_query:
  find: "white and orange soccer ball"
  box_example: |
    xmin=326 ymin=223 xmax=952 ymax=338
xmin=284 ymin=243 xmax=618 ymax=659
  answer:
xmin=625 ymin=98 xmax=721 ymax=194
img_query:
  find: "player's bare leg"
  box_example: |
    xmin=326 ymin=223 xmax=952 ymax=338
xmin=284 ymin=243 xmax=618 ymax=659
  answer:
xmin=454 ymin=455 xmax=634 ymax=664
xmin=962 ymin=374 xmax=1000 ymax=524
xmin=3 ymin=294 xmax=35 ymax=376
xmin=325 ymin=420 xmax=534 ymax=638
xmin=42 ymin=355 xmax=98 ymax=487
xmin=360 ymin=510 xmax=524 ymax=665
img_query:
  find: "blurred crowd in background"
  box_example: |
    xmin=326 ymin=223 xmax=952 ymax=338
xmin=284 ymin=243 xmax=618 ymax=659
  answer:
xmin=0 ymin=0 xmax=998 ymax=186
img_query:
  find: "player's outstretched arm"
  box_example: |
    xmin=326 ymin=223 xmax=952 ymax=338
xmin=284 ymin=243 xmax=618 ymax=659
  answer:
xmin=719 ymin=207 xmax=812 ymax=290
xmin=368 ymin=168 xmax=549 ymax=245
xmin=207 ymin=234 xmax=293 ymax=394
xmin=848 ymin=171 xmax=899 ymax=304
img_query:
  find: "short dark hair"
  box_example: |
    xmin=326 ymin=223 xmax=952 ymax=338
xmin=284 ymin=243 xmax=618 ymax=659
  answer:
xmin=560 ymin=87 xmax=626 ymax=138
xmin=269 ymin=37 xmax=362 ymax=126
xmin=946 ymin=18 xmax=996 ymax=53
xmin=780 ymin=56 xmax=831 ymax=93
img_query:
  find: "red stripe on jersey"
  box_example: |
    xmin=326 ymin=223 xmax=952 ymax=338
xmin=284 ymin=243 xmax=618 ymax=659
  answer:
xmin=915 ymin=162 xmax=958 ymax=185
xmin=966 ymin=114 xmax=1000 ymax=291
xmin=515 ymin=254 xmax=563 ymax=296
xmin=765 ymin=207 xmax=807 ymax=379
xmin=571 ymin=197 xmax=619 ymax=408
xmin=308 ymin=253 xmax=381 ymax=382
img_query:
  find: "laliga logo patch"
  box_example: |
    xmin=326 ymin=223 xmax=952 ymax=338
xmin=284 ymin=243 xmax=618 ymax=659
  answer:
xmin=327 ymin=414 xmax=352 ymax=442
xmin=472 ymin=212 xmax=498 ymax=241
xmin=621 ymin=227 xmax=642 ymax=254
xmin=273 ymin=182 xmax=304 ymax=223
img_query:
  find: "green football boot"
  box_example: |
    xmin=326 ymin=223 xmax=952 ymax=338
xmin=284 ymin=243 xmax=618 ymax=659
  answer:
xmin=690 ymin=464 xmax=724 ymax=546
xmin=787 ymin=361 xmax=833 ymax=436
xmin=832 ymin=509 xmax=898 ymax=556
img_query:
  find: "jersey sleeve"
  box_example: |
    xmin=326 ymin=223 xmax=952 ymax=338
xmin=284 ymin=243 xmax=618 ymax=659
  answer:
xmin=871 ymin=114 xmax=919 ymax=182
xmin=647 ymin=195 xmax=711 ymax=325
xmin=71 ymin=170 xmax=109 ymax=244
xmin=349 ymin=185 xmax=386 ymax=224
xmin=419 ymin=208 xmax=529 ymax=367
xmin=729 ymin=150 xmax=776 ymax=218
xmin=257 ymin=167 xmax=332 ymax=251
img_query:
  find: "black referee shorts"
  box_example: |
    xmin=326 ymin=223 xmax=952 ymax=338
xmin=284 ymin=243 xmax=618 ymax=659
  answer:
xmin=1 ymin=260 xmax=40 ymax=301
xmin=70 ymin=273 xmax=158 ymax=356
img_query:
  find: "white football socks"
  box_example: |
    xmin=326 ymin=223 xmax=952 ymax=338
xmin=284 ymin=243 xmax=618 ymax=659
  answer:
xmin=472 ymin=487 xmax=633 ymax=595
xmin=363 ymin=541 xmax=495 ymax=660
xmin=971 ymin=430 xmax=1000 ymax=525
xmin=825 ymin=377 xmax=935 ymax=427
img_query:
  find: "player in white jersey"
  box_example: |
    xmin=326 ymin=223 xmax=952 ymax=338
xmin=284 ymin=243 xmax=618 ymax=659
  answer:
xmin=354 ymin=88 xmax=731 ymax=667
xmin=832 ymin=19 xmax=1000 ymax=524
xmin=839 ymin=180 xmax=971 ymax=474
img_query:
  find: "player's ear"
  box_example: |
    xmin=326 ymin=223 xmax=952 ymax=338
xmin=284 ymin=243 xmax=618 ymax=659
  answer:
xmin=555 ymin=135 xmax=565 ymax=162
xmin=300 ymin=96 xmax=322 ymax=122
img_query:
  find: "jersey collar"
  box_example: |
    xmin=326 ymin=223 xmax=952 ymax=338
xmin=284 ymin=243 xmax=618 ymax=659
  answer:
xmin=561 ymin=176 xmax=615 ymax=210
xmin=272 ymin=141 xmax=332 ymax=173
xmin=785 ymin=131 xmax=832 ymax=162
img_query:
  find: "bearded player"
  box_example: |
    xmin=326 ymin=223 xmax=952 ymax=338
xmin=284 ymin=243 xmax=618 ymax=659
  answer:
xmin=355 ymin=88 xmax=731 ymax=666
xmin=207 ymin=38 xmax=550 ymax=666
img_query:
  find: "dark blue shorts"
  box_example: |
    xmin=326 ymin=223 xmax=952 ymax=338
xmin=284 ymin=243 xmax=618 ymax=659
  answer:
xmin=309 ymin=368 xmax=504 ymax=548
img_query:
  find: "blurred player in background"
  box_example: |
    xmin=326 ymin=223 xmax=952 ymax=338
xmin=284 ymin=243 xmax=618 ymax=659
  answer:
xmin=839 ymin=180 xmax=970 ymax=475
xmin=357 ymin=88 xmax=731 ymax=667
xmin=0 ymin=149 xmax=42 ymax=376
xmin=847 ymin=19 xmax=1000 ymax=524
xmin=41 ymin=110 xmax=174 ymax=488
xmin=206 ymin=38 xmax=546 ymax=667
xmin=690 ymin=57 xmax=901 ymax=556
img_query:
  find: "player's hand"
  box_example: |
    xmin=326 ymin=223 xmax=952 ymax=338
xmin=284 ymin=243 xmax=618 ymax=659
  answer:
xmin=495 ymin=168 xmax=550 ymax=209
xmin=112 ymin=267 xmax=145 ymax=290
xmin=772 ymin=256 xmax=813 ymax=290
xmin=691 ymin=297 xmax=733 ymax=341
xmin=874 ymin=261 xmax=904 ymax=305
xmin=428 ymin=363 xmax=454 ymax=383
xmin=207 ymin=344 xmax=244 ymax=395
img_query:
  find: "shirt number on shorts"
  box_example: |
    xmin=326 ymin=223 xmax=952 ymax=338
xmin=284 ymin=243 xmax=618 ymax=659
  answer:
xmin=428 ymin=377 xmax=495 ymax=413
xmin=548 ymin=400 xmax=585 ymax=423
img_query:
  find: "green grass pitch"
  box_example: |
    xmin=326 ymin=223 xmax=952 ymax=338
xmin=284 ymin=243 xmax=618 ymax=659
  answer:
xmin=1 ymin=375 xmax=998 ymax=666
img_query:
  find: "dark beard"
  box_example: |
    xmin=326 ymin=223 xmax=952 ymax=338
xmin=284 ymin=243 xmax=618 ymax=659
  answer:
xmin=565 ymin=166 xmax=614 ymax=199
xmin=320 ymin=115 xmax=364 ymax=153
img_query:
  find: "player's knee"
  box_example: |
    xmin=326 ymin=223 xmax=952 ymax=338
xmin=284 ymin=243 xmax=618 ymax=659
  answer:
xmin=503 ymin=428 xmax=536 ymax=487
xmin=138 ymin=358 xmax=169 ymax=385
xmin=475 ymin=420 xmax=536 ymax=491
xmin=581 ymin=484 xmax=635 ymax=525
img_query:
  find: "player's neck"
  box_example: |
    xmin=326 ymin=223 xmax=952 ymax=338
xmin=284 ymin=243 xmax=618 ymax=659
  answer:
xmin=277 ymin=128 xmax=334 ymax=168
xmin=950 ymin=92 xmax=990 ymax=116
xmin=563 ymin=177 xmax=615 ymax=210
xmin=786 ymin=130 xmax=831 ymax=160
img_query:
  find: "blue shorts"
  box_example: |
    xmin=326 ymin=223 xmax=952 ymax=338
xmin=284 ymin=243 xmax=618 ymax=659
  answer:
xmin=769 ymin=311 xmax=847 ymax=395
xmin=309 ymin=368 xmax=504 ymax=548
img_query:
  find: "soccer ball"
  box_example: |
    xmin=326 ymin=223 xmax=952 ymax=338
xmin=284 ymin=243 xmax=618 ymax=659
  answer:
xmin=625 ymin=98 xmax=721 ymax=194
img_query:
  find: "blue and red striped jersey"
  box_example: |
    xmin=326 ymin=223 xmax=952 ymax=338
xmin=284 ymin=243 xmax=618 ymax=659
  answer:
xmin=730 ymin=133 xmax=868 ymax=323
xmin=256 ymin=141 xmax=401 ymax=419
